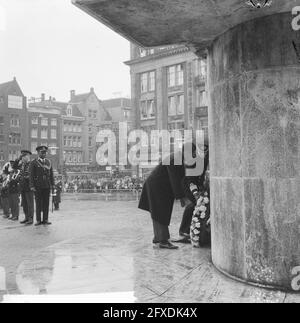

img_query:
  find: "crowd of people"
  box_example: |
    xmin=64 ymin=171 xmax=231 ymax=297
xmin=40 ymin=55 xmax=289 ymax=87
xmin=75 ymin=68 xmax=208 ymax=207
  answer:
xmin=62 ymin=176 xmax=144 ymax=193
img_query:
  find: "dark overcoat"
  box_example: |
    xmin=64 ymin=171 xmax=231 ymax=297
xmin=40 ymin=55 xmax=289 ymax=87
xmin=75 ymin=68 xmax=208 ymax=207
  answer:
xmin=138 ymin=153 xmax=186 ymax=226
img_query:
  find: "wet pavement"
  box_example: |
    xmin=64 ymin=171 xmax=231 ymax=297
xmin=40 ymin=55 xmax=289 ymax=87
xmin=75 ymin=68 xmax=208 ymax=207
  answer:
xmin=0 ymin=193 xmax=300 ymax=303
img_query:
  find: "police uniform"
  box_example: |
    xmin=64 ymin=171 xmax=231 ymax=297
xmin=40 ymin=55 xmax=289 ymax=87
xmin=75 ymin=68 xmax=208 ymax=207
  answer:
xmin=14 ymin=150 xmax=34 ymax=225
xmin=29 ymin=146 xmax=54 ymax=225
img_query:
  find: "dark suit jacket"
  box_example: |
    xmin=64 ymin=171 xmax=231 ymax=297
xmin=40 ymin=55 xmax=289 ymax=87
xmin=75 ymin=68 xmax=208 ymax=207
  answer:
xmin=29 ymin=158 xmax=54 ymax=190
xmin=138 ymin=152 xmax=186 ymax=226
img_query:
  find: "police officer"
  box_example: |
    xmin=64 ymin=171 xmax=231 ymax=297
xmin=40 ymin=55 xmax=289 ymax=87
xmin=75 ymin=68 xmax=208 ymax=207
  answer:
xmin=29 ymin=146 xmax=54 ymax=226
xmin=14 ymin=150 xmax=34 ymax=225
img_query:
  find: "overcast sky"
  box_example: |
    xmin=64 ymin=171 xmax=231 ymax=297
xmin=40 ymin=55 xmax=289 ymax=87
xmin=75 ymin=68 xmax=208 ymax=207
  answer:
xmin=0 ymin=0 xmax=131 ymax=101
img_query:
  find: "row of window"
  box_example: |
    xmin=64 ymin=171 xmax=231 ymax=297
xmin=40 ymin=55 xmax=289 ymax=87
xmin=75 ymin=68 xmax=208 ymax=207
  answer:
xmin=64 ymin=136 xmax=82 ymax=148
xmin=63 ymin=122 xmax=82 ymax=133
xmin=32 ymin=117 xmax=57 ymax=126
xmin=64 ymin=151 xmax=83 ymax=163
xmin=31 ymin=128 xmax=57 ymax=139
xmin=139 ymin=89 xmax=207 ymax=120
xmin=140 ymin=60 xmax=207 ymax=94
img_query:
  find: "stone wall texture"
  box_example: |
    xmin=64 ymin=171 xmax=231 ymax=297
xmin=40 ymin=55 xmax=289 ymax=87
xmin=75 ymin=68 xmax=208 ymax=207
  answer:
xmin=208 ymin=12 xmax=300 ymax=290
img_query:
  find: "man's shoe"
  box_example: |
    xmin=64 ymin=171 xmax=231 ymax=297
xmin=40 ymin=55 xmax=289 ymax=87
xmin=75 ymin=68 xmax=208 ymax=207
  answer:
xmin=35 ymin=222 xmax=42 ymax=226
xmin=20 ymin=220 xmax=28 ymax=224
xmin=3 ymin=215 xmax=9 ymax=219
xmin=26 ymin=221 xmax=33 ymax=225
xmin=171 ymin=236 xmax=191 ymax=244
xmin=43 ymin=221 xmax=52 ymax=225
xmin=158 ymin=242 xmax=179 ymax=249
xmin=10 ymin=217 xmax=18 ymax=221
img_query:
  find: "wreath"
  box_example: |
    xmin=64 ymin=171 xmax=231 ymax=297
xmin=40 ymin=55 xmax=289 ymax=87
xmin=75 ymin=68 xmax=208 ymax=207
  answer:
xmin=190 ymin=191 xmax=211 ymax=248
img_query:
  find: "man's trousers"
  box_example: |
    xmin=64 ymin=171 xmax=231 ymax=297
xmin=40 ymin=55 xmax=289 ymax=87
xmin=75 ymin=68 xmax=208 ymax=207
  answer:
xmin=22 ymin=191 xmax=34 ymax=222
xmin=35 ymin=188 xmax=50 ymax=223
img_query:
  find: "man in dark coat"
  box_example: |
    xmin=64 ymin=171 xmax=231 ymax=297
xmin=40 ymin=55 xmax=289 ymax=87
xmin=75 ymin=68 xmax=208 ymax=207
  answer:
xmin=29 ymin=146 xmax=54 ymax=226
xmin=176 ymin=143 xmax=209 ymax=242
xmin=14 ymin=150 xmax=34 ymax=225
xmin=138 ymin=149 xmax=192 ymax=249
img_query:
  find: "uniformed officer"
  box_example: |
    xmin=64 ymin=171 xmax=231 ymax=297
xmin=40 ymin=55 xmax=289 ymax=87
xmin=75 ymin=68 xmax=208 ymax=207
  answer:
xmin=29 ymin=146 xmax=54 ymax=226
xmin=14 ymin=150 xmax=34 ymax=225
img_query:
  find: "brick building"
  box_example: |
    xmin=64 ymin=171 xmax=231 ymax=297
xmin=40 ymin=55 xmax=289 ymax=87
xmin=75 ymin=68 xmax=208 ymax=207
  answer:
xmin=0 ymin=78 xmax=28 ymax=168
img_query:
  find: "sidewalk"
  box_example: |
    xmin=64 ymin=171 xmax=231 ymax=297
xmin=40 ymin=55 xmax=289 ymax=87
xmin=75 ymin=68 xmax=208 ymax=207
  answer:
xmin=0 ymin=195 xmax=299 ymax=303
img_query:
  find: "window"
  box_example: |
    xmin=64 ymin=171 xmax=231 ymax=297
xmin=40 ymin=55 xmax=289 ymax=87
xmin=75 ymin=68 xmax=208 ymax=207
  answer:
xmin=32 ymin=117 xmax=38 ymax=125
xmin=124 ymin=110 xmax=130 ymax=119
xmin=140 ymin=100 xmax=155 ymax=120
xmin=67 ymin=106 xmax=72 ymax=116
xmin=88 ymin=124 xmax=92 ymax=132
xmin=0 ymin=96 xmax=4 ymax=104
xmin=141 ymin=73 xmax=148 ymax=93
xmin=41 ymin=118 xmax=48 ymax=126
xmin=89 ymin=151 xmax=93 ymax=163
xmin=177 ymin=64 xmax=184 ymax=85
xmin=8 ymin=96 xmax=22 ymax=109
xmin=196 ymin=59 xmax=207 ymax=78
xmin=67 ymin=137 xmax=72 ymax=147
xmin=10 ymin=115 xmax=20 ymax=127
xmin=0 ymin=116 xmax=4 ymax=125
xmin=77 ymin=152 xmax=82 ymax=163
xmin=78 ymin=137 xmax=82 ymax=148
xmin=64 ymin=137 xmax=67 ymax=147
xmin=168 ymin=96 xmax=176 ymax=116
xmin=31 ymin=128 xmax=38 ymax=138
xmin=41 ymin=128 xmax=48 ymax=139
xmin=167 ymin=64 xmax=184 ymax=87
xmin=63 ymin=122 xmax=68 ymax=132
xmin=141 ymin=71 xmax=155 ymax=93
xmin=147 ymin=100 xmax=155 ymax=119
xmin=68 ymin=123 xmax=72 ymax=132
xmin=73 ymin=152 xmax=77 ymax=163
xmin=0 ymin=151 xmax=4 ymax=161
xmin=93 ymin=111 xmax=97 ymax=119
xmin=88 ymin=110 xmax=92 ymax=118
xmin=31 ymin=141 xmax=38 ymax=153
xmin=51 ymin=129 xmax=57 ymax=139
xmin=196 ymin=89 xmax=207 ymax=107
xmin=88 ymin=137 xmax=92 ymax=147
xmin=73 ymin=137 xmax=77 ymax=147
xmin=168 ymin=94 xmax=185 ymax=116
xmin=14 ymin=133 xmax=21 ymax=145
xmin=51 ymin=118 xmax=57 ymax=126
xmin=168 ymin=66 xmax=176 ymax=87
xmin=149 ymin=71 xmax=155 ymax=91
xmin=78 ymin=125 xmax=82 ymax=133
xmin=177 ymin=95 xmax=184 ymax=115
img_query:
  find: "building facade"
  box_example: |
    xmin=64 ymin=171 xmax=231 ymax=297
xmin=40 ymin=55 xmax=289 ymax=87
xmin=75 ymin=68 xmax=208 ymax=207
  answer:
xmin=69 ymin=88 xmax=111 ymax=171
xmin=28 ymin=95 xmax=62 ymax=171
xmin=61 ymin=103 xmax=86 ymax=172
xmin=0 ymin=78 xmax=28 ymax=168
xmin=125 ymin=44 xmax=208 ymax=176
xmin=101 ymin=97 xmax=132 ymax=173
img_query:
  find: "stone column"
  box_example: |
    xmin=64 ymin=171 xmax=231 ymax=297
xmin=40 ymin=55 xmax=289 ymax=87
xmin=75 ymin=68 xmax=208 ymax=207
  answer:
xmin=208 ymin=12 xmax=300 ymax=290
